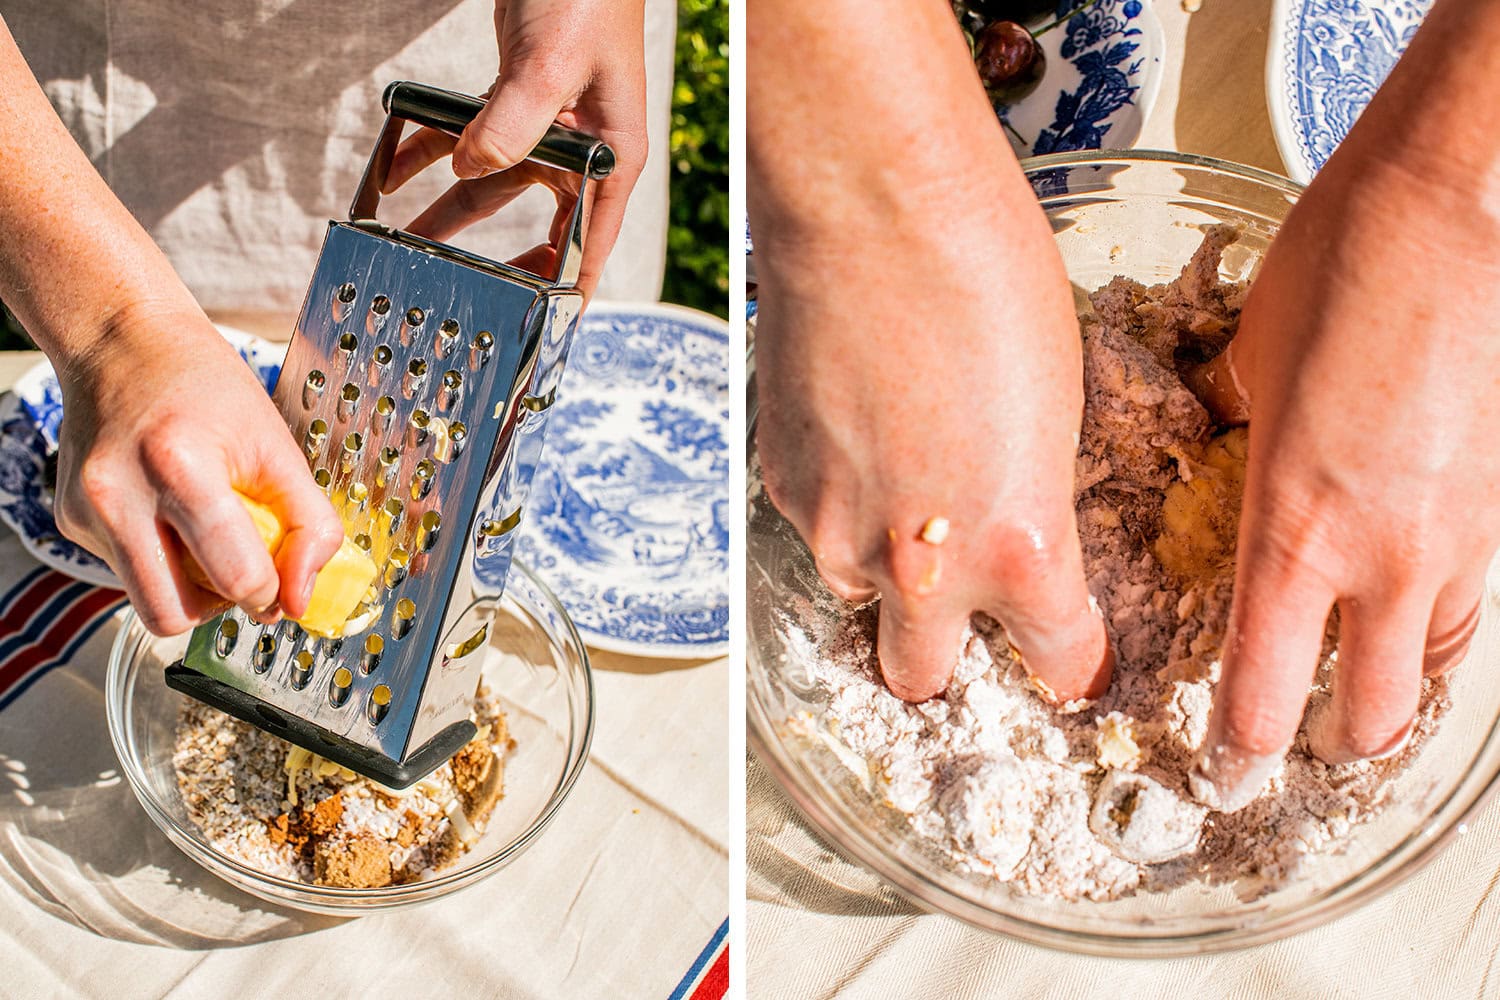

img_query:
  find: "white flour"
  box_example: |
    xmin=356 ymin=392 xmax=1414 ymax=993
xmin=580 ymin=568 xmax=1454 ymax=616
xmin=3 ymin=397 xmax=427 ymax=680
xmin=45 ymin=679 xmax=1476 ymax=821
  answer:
xmin=790 ymin=228 xmax=1448 ymax=901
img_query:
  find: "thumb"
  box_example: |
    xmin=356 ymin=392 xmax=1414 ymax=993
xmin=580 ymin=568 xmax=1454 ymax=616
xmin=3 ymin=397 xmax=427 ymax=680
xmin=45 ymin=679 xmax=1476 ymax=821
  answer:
xmin=453 ymin=62 xmax=582 ymax=180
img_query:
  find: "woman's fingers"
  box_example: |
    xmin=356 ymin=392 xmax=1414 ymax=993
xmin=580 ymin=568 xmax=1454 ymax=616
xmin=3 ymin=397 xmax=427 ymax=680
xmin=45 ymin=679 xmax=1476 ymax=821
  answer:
xmin=983 ymin=525 xmax=1113 ymax=703
xmin=384 ymin=126 xmax=459 ymax=194
xmin=1191 ymin=532 xmax=1335 ymax=811
xmin=1426 ymin=569 xmax=1487 ymax=677
xmin=452 ymin=62 xmax=583 ymax=180
xmin=111 ymin=520 xmax=224 ymax=636
xmin=876 ymin=592 xmax=968 ymax=703
xmin=1307 ymin=593 xmax=1428 ymax=764
xmin=404 ymin=168 xmax=543 ymax=245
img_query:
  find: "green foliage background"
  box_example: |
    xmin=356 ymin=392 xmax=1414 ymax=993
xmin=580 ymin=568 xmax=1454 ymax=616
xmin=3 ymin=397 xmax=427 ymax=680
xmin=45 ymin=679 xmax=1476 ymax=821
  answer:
xmin=0 ymin=3 xmax=728 ymax=349
xmin=663 ymin=0 xmax=728 ymax=318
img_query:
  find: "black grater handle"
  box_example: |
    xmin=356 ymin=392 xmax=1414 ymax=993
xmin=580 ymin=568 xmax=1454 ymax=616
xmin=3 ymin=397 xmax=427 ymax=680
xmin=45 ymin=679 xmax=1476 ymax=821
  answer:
xmin=382 ymin=81 xmax=615 ymax=180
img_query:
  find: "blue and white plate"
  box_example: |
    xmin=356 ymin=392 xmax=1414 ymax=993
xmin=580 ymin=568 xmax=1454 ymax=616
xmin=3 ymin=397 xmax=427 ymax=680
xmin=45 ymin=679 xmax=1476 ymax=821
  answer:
xmin=999 ymin=0 xmax=1165 ymax=157
xmin=515 ymin=302 xmax=729 ymax=658
xmin=1268 ymin=0 xmax=1433 ymax=184
xmin=0 ymin=326 xmax=282 ymax=588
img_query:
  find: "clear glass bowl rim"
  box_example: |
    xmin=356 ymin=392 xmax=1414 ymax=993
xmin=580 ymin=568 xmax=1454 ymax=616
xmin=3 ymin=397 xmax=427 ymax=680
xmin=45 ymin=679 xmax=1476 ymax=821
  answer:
xmin=105 ymin=559 xmax=595 ymax=909
xmin=745 ymin=148 xmax=1500 ymax=956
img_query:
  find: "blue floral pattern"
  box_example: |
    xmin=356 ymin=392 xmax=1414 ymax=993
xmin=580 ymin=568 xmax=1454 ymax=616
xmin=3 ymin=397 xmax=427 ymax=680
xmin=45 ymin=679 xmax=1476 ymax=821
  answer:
xmin=1 ymin=328 xmax=282 ymax=588
xmin=1001 ymin=0 xmax=1162 ymax=157
xmin=512 ymin=305 xmax=729 ymax=656
xmin=1281 ymin=0 xmax=1431 ymax=178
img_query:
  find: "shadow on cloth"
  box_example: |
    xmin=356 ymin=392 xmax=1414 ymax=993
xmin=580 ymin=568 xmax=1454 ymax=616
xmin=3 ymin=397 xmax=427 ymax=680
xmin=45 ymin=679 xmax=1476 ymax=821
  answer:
xmin=587 ymin=647 xmax=721 ymax=676
xmin=746 ymin=752 xmax=920 ymax=919
xmin=0 ymin=615 xmax=340 ymax=948
xmin=1174 ymin=0 xmax=1285 ymax=175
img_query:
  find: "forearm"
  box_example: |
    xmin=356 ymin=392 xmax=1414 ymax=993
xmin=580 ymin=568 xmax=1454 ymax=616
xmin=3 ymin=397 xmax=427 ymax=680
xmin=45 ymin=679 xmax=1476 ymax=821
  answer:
xmin=747 ymin=0 xmax=1040 ymax=259
xmin=0 ymin=18 xmax=190 ymax=370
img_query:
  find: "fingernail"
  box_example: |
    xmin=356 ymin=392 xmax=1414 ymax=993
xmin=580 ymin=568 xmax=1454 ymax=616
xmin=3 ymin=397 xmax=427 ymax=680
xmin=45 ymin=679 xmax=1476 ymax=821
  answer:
xmin=301 ymin=573 xmax=317 ymax=610
xmin=1189 ymin=739 xmax=1282 ymax=812
xmin=250 ymin=601 xmax=282 ymax=625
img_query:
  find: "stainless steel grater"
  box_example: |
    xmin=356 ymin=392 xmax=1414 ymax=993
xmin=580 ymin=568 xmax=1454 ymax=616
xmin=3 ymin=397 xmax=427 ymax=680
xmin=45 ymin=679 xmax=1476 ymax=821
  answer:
xmin=165 ymin=81 xmax=613 ymax=787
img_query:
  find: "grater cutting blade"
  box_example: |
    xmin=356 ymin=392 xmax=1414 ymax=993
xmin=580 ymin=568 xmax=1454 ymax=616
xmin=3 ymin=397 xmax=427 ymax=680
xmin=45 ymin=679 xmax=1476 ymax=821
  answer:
xmin=164 ymin=81 xmax=611 ymax=788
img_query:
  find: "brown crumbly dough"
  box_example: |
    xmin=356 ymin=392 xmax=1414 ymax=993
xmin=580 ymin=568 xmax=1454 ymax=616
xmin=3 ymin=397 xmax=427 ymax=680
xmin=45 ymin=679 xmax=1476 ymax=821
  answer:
xmin=798 ymin=226 xmax=1450 ymax=900
xmin=173 ymin=682 xmax=513 ymax=888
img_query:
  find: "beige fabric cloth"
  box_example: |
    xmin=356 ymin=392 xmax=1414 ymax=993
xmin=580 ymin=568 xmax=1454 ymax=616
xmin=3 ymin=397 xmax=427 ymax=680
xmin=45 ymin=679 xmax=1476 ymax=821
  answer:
xmin=6 ymin=0 xmax=674 ymax=312
xmin=747 ymin=2 xmax=1500 ymax=996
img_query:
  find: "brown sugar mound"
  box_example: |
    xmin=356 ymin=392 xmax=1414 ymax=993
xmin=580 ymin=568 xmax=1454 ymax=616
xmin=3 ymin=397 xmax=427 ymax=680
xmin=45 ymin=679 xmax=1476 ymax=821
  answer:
xmin=314 ymin=832 xmax=394 ymax=888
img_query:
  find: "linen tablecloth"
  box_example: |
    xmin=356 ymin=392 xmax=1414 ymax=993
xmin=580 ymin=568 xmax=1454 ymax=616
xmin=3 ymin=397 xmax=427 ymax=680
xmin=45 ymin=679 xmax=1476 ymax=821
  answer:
xmin=746 ymin=2 xmax=1500 ymax=996
xmin=0 ymin=362 xmax=728 ymax=998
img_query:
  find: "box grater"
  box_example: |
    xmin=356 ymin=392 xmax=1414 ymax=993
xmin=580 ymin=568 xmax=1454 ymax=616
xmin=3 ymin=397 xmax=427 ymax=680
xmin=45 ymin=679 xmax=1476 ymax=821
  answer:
xmin=165 ymin=81 xmax=613 ymax=787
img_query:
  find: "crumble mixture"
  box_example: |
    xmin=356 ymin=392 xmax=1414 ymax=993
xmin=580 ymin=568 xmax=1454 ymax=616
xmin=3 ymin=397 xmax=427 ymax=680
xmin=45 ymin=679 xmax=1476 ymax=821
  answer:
xmin=173 ymin=685 xmax=512 ymax=888
xmin=791 ymin=226 xmax=1449 ymax=901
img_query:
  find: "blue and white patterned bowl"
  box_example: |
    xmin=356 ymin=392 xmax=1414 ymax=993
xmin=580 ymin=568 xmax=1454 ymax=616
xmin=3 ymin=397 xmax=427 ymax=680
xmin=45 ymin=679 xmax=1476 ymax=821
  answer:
xmin=514 ymin=302 xmax=729 ymax=658
xmin=0 ymin=326 xmax=281 ymax=588
xmin=998 ymin=0 xmax=1165 ymax=157
xmin=1267 ymin=0 xmax=1433 ymax=184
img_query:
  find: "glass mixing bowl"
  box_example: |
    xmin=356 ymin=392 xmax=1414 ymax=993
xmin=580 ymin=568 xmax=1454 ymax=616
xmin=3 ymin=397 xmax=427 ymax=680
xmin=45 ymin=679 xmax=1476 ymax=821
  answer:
xmin=107 ymin=561 xmax=592 ymax=915
xmin=746 ymin=150 xmax=1500 ymax=955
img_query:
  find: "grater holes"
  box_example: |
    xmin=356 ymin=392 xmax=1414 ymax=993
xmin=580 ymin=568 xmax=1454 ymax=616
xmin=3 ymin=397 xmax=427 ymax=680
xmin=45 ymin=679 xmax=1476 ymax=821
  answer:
xmin=410 ymin=459 xmax=436 ymax=500
xmin=416 ymin=511 xmax=442 ymax=553
xmin=368 ymin=684 xmax=392 ymax=724
xmin=253 ymin=633 xmax=277 ymax=672
xmin=403 ymin=358 xmax=428 ymax=400
xmin=436 ymin=318 xmax=460 ymax=359
xmin=376 ymin=446 xmax=401 ymax=488
xmin=368 ymin=345 xmax=393 ymax=387
xmin=328 ymin=666 xmax=353 ymax=707
xmin=444 ymin=421 xmax=467 ymax=462
xmin=407 ymin=409 xmax=431 ymax=449
xmin=340 ymin=432 xmax=364 ymax=475
xmin=347 ymin=481 xmax=370 ymax=513
xmin=367 ymin=295 xmax=391 ymax=336
xmin=290 ymin=650 xmax=315 ymax=689
xmin=332 ymin=283 xmax=357 ymax=322
xmin=373 ymin=395 xmax=396 ymax=436
xmin=353 ymin=532 xmax=372 ymax=554
xmin=378 ymin=497 xmax=404 ymax=536
xmin=302 ymin=370 xmax=326 ymax=409
xmin=470 ymin=331 xmax=494 ymax=370
xmin=446 ymin=623 xmax=488 ymax=661
xmin=215 ymin=618 xmax=239 ymax=656
xmin=338 ymin=382 xmax=361 ymax=423
xmin=313 ymin=468 xmax=332 ymax=492
xmin=304 ymin=419 xmax=329 ymax=463
xmin=337 ymin=332 xmax=358 ymax=357
xmin=384 ymin=546 xmax=410 ymax=587
xmin=393 ymin=599 xmax=416 ymax=640
xmin=361 ymin=634 xmax=384 ymax=675
xmin=478 ymin=509 xmax=522 ymax=550
xmin=437 ymin=369 xmax=463 ymax=412
xmin=400 ymin=307 xmax=425 ymax=347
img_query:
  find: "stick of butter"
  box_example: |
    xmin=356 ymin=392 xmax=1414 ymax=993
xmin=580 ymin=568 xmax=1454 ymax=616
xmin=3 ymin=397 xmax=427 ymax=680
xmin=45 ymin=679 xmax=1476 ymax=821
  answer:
xmin=184 ymin=493 xmax=378 ymax=638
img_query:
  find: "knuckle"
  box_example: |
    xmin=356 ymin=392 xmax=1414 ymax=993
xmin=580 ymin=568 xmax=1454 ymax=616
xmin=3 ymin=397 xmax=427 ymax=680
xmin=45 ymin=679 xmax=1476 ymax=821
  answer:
xmin=77 ymin=456 xmax=121 ymax=510
xmin=140 ymin=432 xmax=198 ymax=484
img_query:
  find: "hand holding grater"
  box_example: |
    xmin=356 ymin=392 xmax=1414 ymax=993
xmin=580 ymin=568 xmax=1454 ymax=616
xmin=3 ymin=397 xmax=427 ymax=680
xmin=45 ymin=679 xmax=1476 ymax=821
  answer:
xmin=165 ymin=81 xmax=613 ymax=788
